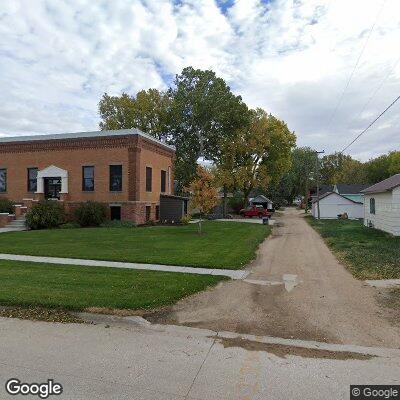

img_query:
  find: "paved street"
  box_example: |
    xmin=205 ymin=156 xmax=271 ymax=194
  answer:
xmin=0 ymin=316 xmax=399 ymax=400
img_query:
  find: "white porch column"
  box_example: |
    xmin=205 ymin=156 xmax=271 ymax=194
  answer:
xmin=60 ymin=175 xmax=68 ymax=194
xmin=36 ymin=177 xmax=44 ymax=194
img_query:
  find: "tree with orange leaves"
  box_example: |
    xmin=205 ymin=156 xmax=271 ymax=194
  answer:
xmin=186 ymin=166 xmax=219 ymax=234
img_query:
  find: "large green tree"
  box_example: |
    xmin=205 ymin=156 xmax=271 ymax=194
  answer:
xmin=365 ymin=151 xmax=400 ymax=183
xmin=98 ymin=67 xmax=250 ymax=189
xmin=167 ymin=67 xmax=250 ymax=189
xmin=312 ymin=150 xmax=400 ymax=187
xmin=388 ymin=151 xmax=400 ymax=176
xmin=265 ymin=147 xmax=319 ymax=208
xmin=289 ymin=147 xmax=318 ymax=201
xmin=339 ymin=157 xmax=368 ymax=184
xmin=320 ymin=153 xmax=368 ymax=185
xmin=216 ymin=109 xmax=296 ymax=203
xmin=99 ymin=89 xmax=170 ymax=140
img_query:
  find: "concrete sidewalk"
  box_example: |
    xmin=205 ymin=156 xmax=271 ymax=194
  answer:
xmin=0 ymin=227 xmax=26 ymax=233
xmin=216 ymin=218 xmax=275 ymax=225
xmin=0 ymin=316 xmax=399 ymax=400
xmin=0 ymin=253 xmax=249 ymax=280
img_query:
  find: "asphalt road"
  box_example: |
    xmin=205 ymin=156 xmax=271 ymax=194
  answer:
xmin=0 ymin=316 xmax=399 ymax=400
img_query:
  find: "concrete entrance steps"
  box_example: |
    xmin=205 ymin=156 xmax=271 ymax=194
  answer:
xmin=5 ymin=217 xmax=26 ymax=231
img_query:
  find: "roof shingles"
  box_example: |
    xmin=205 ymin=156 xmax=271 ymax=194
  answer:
xmin=361 ymin=174 xmax=400 ymax=194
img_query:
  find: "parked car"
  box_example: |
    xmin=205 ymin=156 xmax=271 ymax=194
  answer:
xmin=239 ymin=205 xmax=271 ymax=218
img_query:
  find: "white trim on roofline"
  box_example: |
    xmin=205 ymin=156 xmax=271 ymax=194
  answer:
xmin=0 ymin=128 xmax=175 ymax=151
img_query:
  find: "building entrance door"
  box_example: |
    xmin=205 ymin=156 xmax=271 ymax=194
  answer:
xmin=44 ymin=177 xmax=62 ymax=199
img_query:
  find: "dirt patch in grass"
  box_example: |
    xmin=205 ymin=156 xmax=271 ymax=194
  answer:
xmin=376 ymin=288 xmax=400 ymax=326
xmin=212 ymin=336 xmax=375 ymax=360
xmin=142 ymin=305 xmax=175 ymax=322
xmin=84 ymin=307 xmax=155 ymax=317
xmin=0 ymin=306 xmax=83 ymax=324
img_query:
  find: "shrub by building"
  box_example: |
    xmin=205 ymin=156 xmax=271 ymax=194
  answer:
xmin=26 ymin=201 xmax=66 ymax=230
xmin=0 ymin=198 xmax=14 ymax=214
xmin=75 ymin=201 xmax=107 ymax=227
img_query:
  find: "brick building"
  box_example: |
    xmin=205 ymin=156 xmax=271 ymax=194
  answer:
xmin=0 ymin=128 xmax=175 ymax=225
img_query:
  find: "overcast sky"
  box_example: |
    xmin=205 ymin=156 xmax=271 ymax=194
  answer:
xmin=0 ymin=0 xmax=399 ymax=160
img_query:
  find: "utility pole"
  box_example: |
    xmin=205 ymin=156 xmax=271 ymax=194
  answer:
xmin=315 ymin=150 xmax=325 ymax=220
xmin=305 ymin=168 xmax=310 ymax=214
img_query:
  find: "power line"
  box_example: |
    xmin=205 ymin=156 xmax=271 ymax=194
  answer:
xmin=350 ymin=55 xmax=400 ymax=125
xmin=326 ymin=0 xmax=386 ymax=131
xmin=340 ymin=93 xmax=400 ymax=154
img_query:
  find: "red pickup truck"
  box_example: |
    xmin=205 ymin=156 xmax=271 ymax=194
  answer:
xmin=239 ymin=205 xmax=271 ymax=218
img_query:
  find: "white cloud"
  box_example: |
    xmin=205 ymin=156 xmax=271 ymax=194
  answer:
xmin=0 ymin=0 xmax=399 ymax=160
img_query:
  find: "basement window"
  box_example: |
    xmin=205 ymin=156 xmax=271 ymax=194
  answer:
xmin=146 ymin=205 xmax=151 ymax=222
xmin=110 ymin=206 xmax=121 ymax=221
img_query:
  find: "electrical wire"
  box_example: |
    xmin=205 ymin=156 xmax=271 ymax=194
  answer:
xmin=351 ymin=55 xmax=400 ymax=125
xmin=326 ymin=0 xmax=386 ymax=131
xmin=340 ymin=93 xmax=400 ymax=153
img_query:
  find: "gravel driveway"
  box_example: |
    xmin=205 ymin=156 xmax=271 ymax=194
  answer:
xmin=147 ymin=208 xmax=400 ymax=348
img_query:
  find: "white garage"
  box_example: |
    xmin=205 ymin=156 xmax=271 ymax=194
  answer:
xmin=312 ymin=192 xmax=363 ymax=220
xmin=362 ymin=174 xmax=400 ymax=236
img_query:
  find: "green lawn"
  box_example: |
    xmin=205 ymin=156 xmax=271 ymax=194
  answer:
xmin=308 ymin=218 xmax=400 ymax=279
xmin=0 ymin=260 xmax=224 ymax=311
xmin=0 ymin=221 xmax=270 ymax=269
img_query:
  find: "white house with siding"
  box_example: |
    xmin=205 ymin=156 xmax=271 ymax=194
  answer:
xmin=361 ymin=174 xmax=400 ymax=236
xmin=312 ymin=191 xmax=363 ymax=219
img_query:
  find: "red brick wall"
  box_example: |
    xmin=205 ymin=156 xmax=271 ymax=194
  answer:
xmin=0 ymin=134 xmax=174 ymax=223
xmin=0 ymin=146 xmax=130 ymax=203
xmin=139 ymin=147 xmax=174 ymax=203
xmin=0 ymin=214 xmax=9 ymax=227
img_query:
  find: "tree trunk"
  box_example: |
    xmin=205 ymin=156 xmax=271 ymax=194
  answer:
xmin=243 ymin=187 xmax=252 ymax=207
xmin=198 ymin=212 xmax=203 ymax=235
xmin=223 ymin=186 xmax=228 ymax=218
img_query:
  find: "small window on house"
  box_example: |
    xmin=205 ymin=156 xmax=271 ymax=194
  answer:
xmin=145 ymin=205 xmax=151 ymax=221
xmin=155 ymin=205 xmax=160 ymax=220
xmin=110 ymin=165 xmax=122 ymax=192
xmin=146 ymin=167 xmax=152 ymax=192
xmin=82 ymin=166 xmax=95 ymax=192
xmin=160 ymin=170 xmax=166 ymax=193
xmin=0 ymin=169 xmax=7 ymax=192
xmin=370 ymin=198 xmax=376 ymax=215
xmin=27 ymin=168 xmax=38 ymax=192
